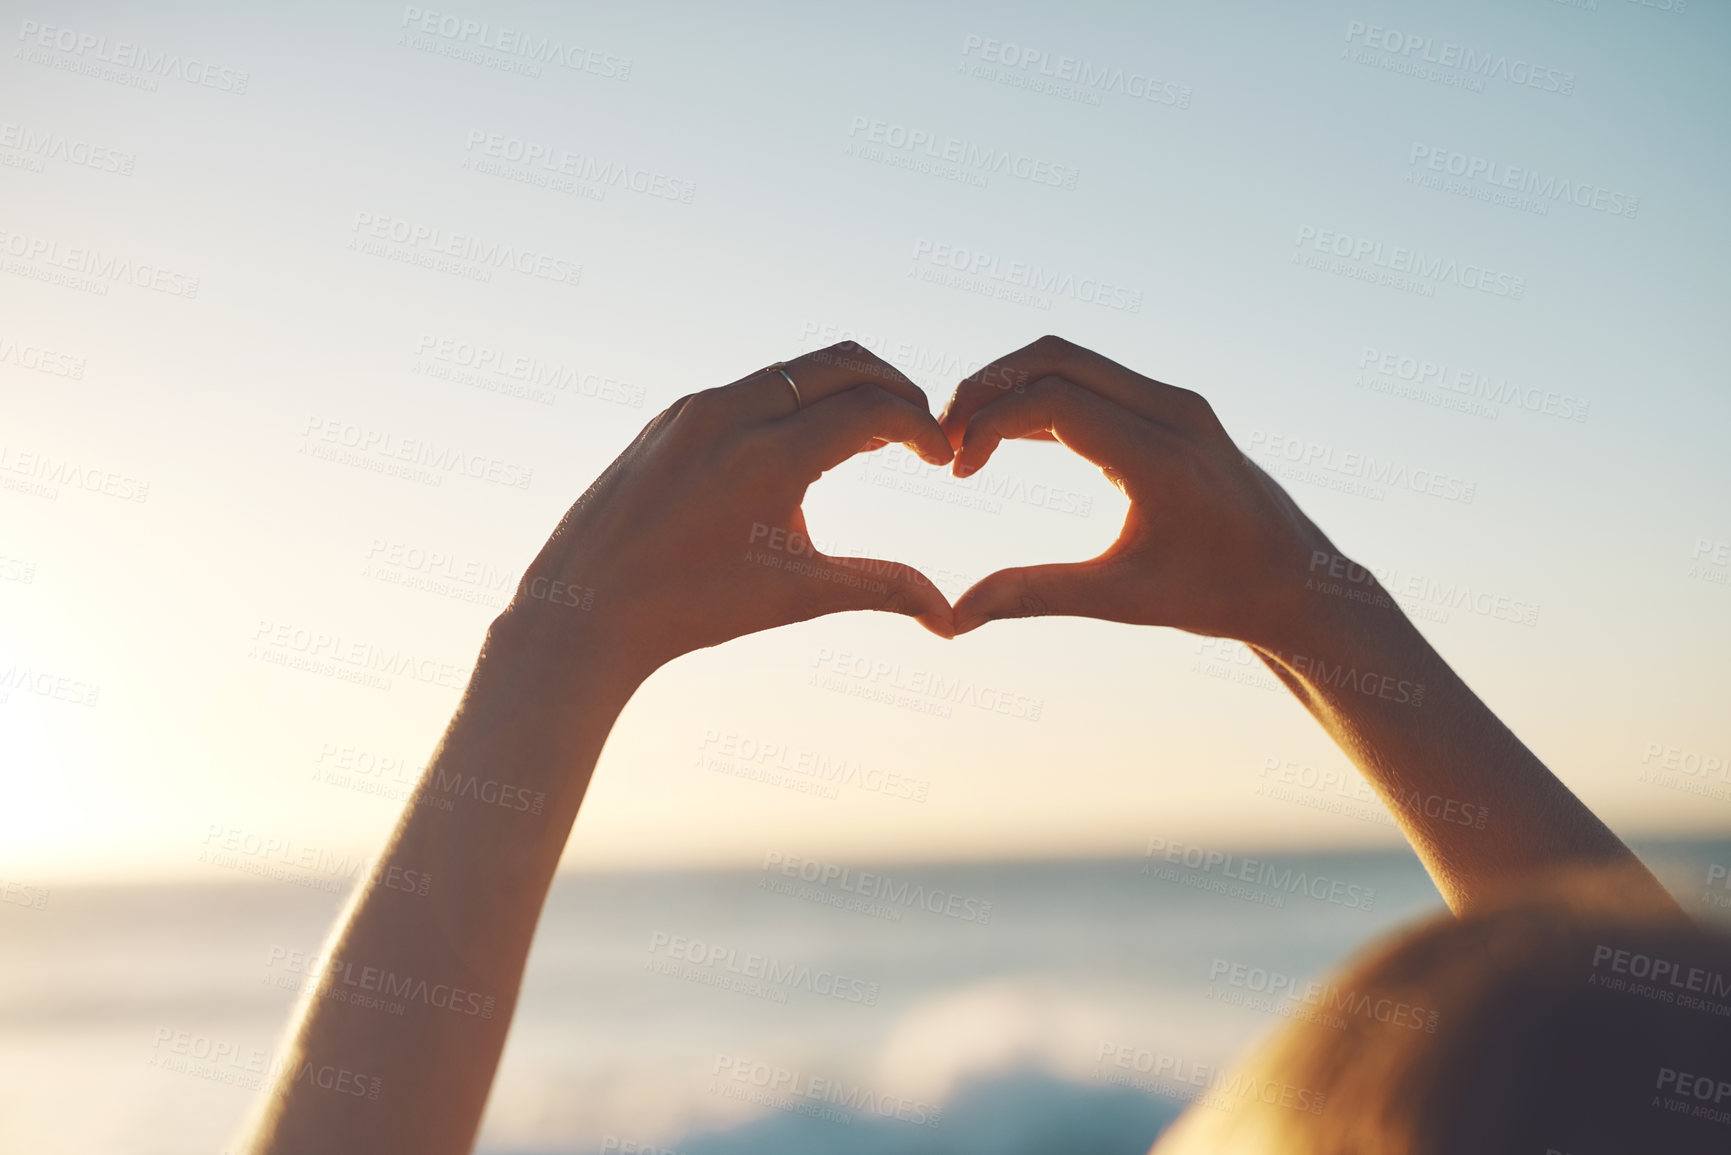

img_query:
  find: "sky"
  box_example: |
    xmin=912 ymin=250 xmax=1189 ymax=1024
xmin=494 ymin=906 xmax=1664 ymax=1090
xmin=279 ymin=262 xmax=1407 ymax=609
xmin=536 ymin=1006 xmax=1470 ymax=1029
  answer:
xmin=2 ymin=0 xmax=1729 ymax=887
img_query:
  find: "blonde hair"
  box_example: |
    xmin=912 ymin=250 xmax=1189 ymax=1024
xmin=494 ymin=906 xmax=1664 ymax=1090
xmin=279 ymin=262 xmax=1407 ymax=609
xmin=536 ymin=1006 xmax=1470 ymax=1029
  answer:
xmin=1162 ymin=869 xmax=1731 ymax=1154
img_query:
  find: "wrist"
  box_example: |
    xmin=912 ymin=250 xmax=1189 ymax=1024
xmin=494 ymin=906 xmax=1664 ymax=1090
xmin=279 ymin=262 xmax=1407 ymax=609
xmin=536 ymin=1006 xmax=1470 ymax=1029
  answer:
xmin=1250 ymin=549 xmax=1412 ymax=652
xmin=404 ymin=607 xmax=643 ymax=848
xmin=1251 ymin=564 xmax=1437 ymax=705
xmin=482 ymin=599 xmax=656 ymax=703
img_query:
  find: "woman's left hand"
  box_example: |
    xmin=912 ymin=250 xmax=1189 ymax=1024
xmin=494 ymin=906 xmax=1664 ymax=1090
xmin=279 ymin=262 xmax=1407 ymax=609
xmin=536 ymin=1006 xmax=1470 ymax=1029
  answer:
xmin=503 ymin=341 xmax=957 ymax=682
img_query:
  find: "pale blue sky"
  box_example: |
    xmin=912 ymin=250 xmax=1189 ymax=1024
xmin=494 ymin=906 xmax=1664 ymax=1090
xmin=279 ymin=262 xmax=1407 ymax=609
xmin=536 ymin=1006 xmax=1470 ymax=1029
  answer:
xmin=2 ymin=0 xmax=1727 ymax=884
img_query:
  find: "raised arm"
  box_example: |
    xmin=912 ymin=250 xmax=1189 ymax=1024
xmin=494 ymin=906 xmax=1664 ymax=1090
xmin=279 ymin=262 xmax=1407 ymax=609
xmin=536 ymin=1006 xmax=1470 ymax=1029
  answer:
xmin=938 ymin=335 xmax=1670 ymax=916
xmin=239 ymin=343 xmax=954 ymax=1155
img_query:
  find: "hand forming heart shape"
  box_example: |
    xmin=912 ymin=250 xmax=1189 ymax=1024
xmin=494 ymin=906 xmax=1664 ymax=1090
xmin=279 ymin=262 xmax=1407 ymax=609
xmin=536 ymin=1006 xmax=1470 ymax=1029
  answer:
xmin=507 ymin=335 xmax=1341 ymax=684
xmin=934 ymin=335 xmax=1335 ymax=648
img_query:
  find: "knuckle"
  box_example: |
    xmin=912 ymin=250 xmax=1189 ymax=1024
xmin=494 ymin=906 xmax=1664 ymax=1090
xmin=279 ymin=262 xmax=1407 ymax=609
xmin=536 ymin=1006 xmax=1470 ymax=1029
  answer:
xmin=1172 ymin=386 xmax=1219 ymax=426
xmin=819 ymin=340 xmax=888 ymax=377
xmin=669 ymin=388 xmax=736 ymax=438
xmin=648 ymin=393 xmax=700 ymax=438
xmin=681 ymin=387 xmax=728 ymax=418
xmin=853 ymin=382 xmax=901 ymax=416
xmin=1030 ymin=333 xmax=1074 ymax=362
xmin=1027 ymin=374 xmax=1067 ymax=402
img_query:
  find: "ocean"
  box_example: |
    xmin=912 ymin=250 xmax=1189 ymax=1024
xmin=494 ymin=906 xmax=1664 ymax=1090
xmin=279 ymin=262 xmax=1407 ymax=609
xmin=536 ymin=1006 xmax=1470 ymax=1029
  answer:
xmin=3 ymin=841 xmax=1727 ymax=1154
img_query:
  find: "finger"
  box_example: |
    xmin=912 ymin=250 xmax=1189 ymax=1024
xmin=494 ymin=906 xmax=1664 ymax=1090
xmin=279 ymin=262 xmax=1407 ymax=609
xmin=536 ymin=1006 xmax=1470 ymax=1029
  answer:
xmin=952 ymin=562 xmax=1116 ymax=636
xmin=727 ymin=341 xmax=931 ymax=422
xmin=940 ymin=334 xmax=1209 ymax=449
xmin=798 ymin=552 xmax=956 ymax=639
xmin=952 ymin=375 xmax=1149 ymax=481
xmin=781 ymin=384 xmax=954 ymax=477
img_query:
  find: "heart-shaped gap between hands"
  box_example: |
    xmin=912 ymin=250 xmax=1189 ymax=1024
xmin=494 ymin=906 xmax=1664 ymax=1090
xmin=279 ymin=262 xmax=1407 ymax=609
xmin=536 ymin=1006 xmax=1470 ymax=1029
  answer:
xmin=798 ymin=432 xmax=1127 ymax=637
xmin=802 ymin=334 xmax=1331 ymax=648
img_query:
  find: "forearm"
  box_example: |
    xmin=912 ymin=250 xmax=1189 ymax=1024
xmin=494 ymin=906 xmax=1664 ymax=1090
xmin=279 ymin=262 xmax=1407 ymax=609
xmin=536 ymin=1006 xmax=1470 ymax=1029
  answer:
xmin=241 ymin=615 xmax=641 ymax=1154
xmin=1251 ymin=569 xmax=1669 ymax=914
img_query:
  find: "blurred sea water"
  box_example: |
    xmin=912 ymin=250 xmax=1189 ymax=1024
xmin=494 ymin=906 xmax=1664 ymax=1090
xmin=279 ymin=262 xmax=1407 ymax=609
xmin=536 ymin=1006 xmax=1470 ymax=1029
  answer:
xmin=2 ymin=841 xmax=1726 ymax=1155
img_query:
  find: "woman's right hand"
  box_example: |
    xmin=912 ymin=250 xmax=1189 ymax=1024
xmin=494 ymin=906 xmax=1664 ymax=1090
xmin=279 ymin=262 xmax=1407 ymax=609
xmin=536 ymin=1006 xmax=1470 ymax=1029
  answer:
xmin=937 ymin=335 xmax=1337 ymax=648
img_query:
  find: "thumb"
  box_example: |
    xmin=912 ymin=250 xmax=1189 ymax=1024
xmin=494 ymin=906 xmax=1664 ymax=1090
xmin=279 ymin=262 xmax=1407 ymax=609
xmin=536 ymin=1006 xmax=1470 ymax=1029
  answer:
xmin=806 ymin=553 xmax=956 ymax=639
xmin=952 ymin=562 xmax=1111 ymax=636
